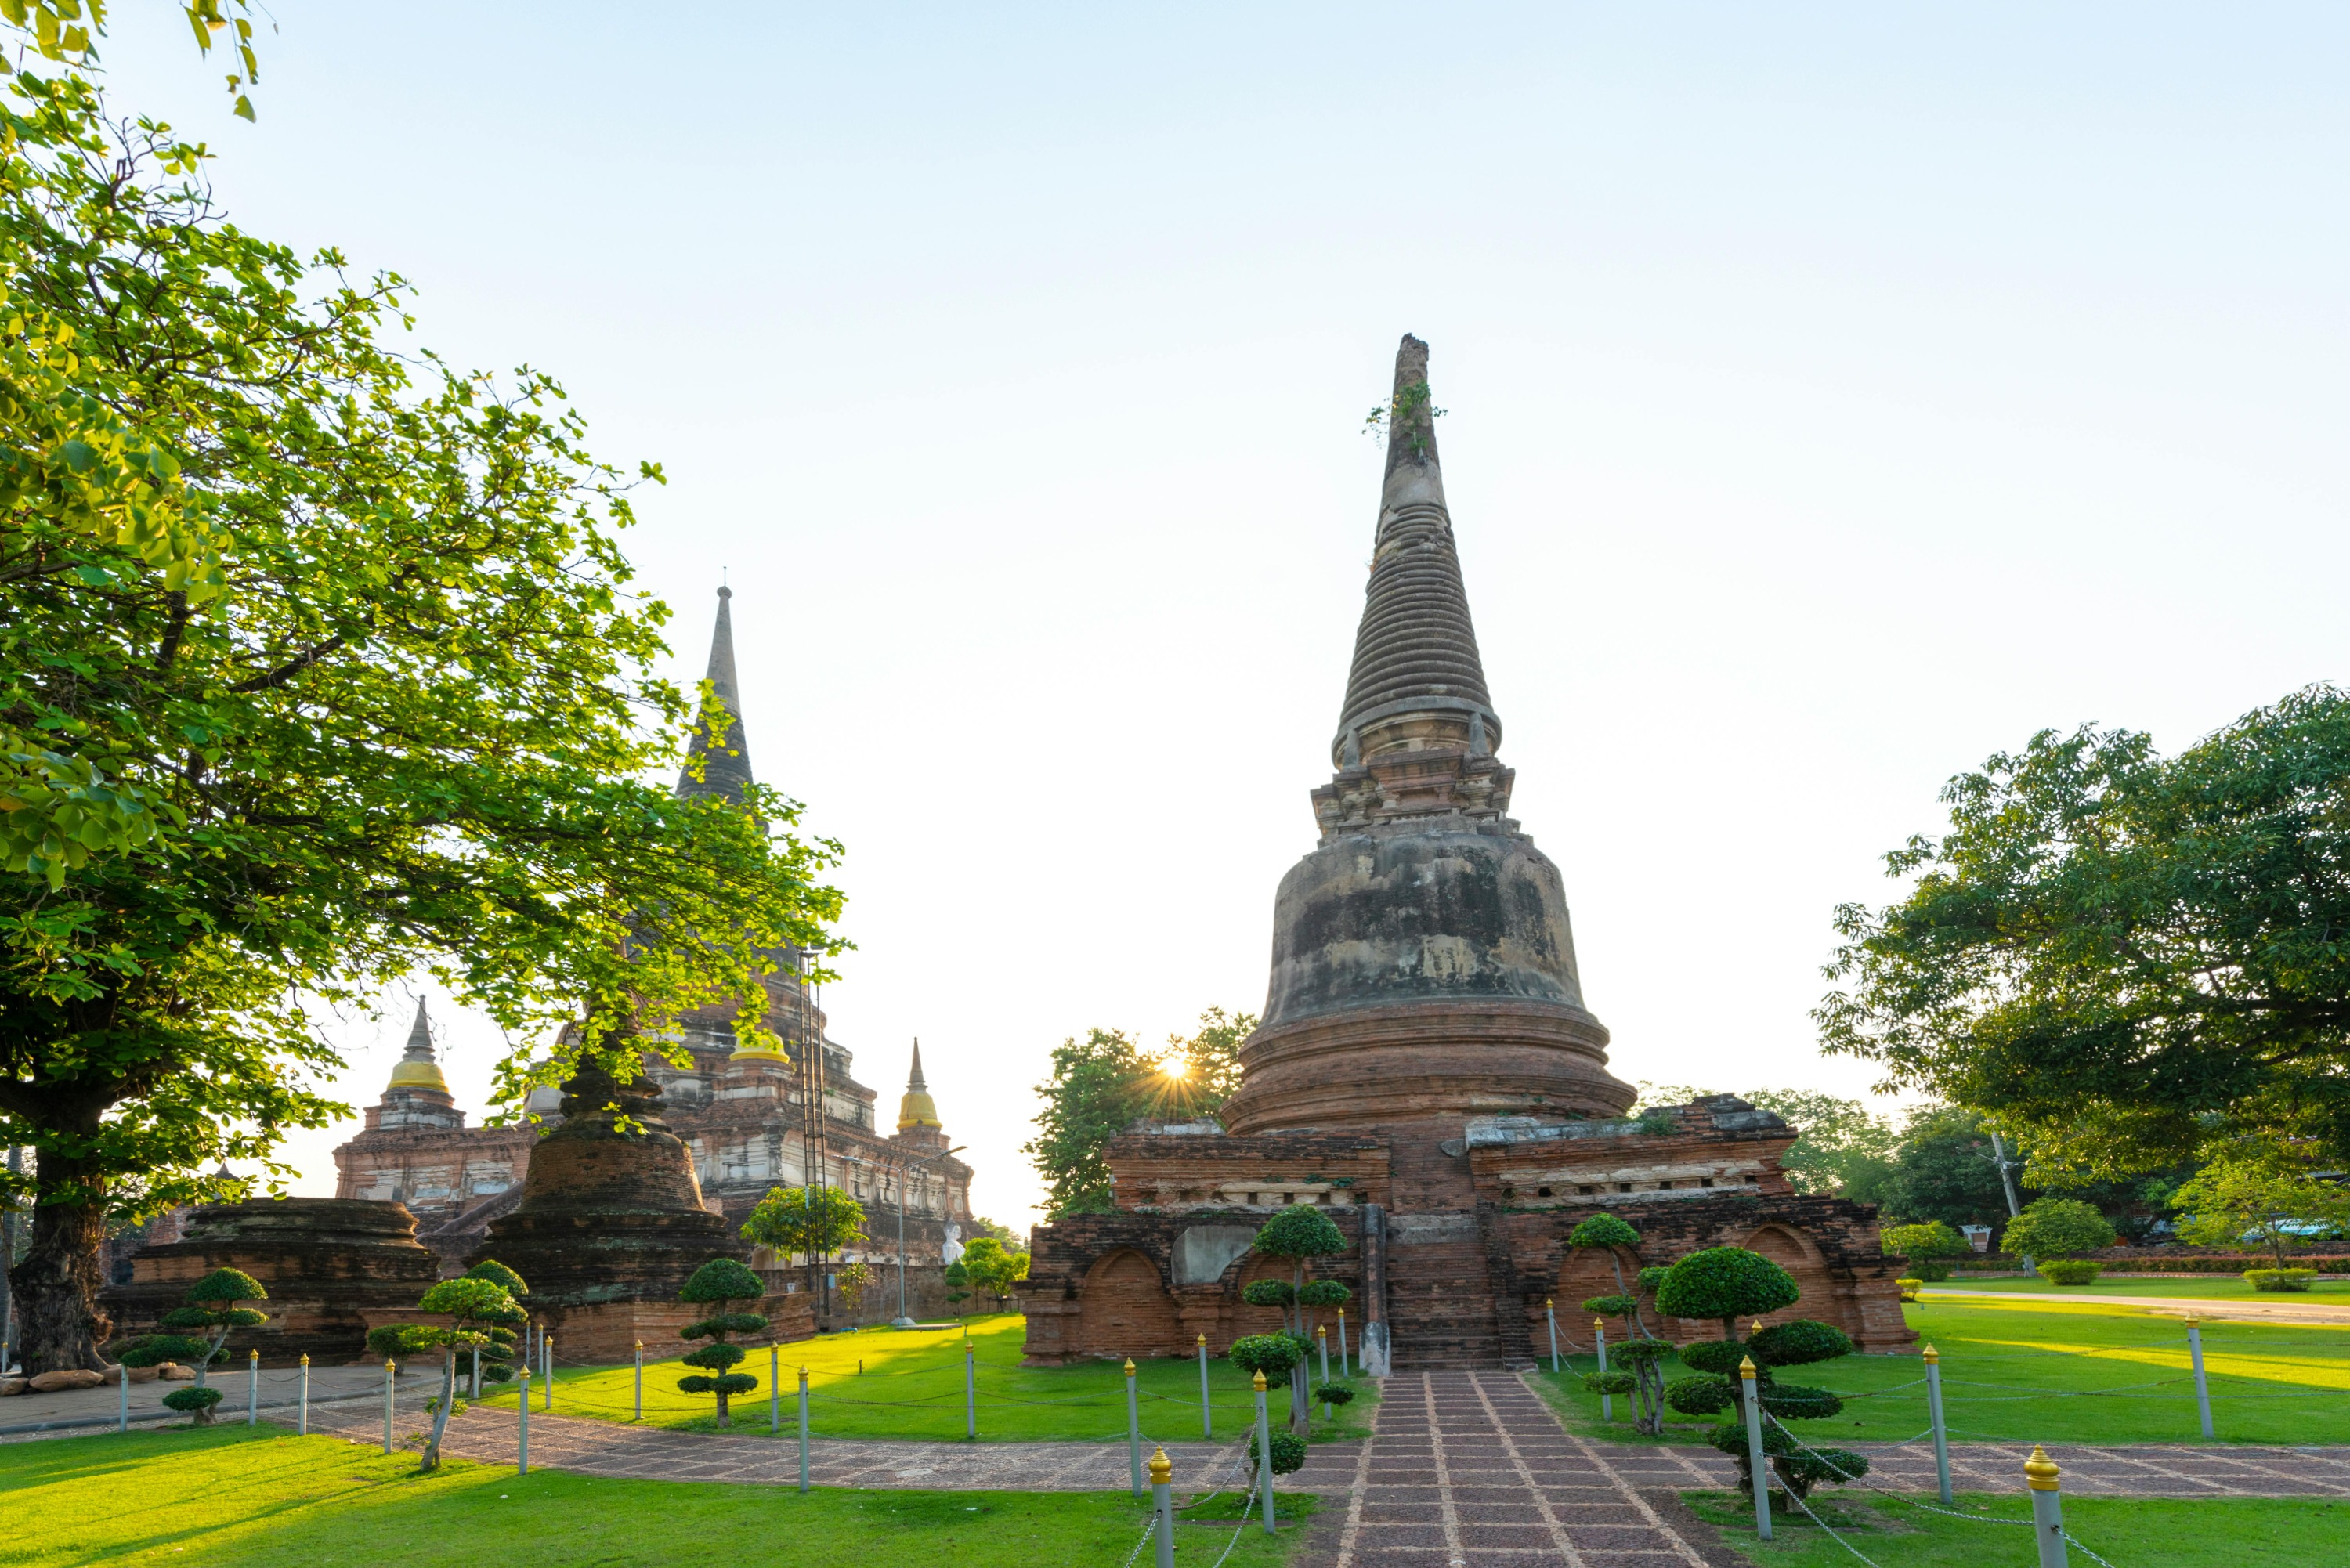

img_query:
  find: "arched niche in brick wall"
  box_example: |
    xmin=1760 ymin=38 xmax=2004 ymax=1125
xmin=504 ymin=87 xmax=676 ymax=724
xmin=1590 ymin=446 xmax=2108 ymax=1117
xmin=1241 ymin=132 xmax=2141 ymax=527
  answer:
xmin=1074 ymin=1248 xmax=1185 ymax=1360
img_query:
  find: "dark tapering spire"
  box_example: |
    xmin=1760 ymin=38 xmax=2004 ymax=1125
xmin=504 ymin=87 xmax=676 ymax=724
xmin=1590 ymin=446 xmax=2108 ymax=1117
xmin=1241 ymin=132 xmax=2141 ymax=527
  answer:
xmin=678 ymin=585 xmax=754 ymax=803
xmin=1332 ymin=335 xmax=1499 ymax=766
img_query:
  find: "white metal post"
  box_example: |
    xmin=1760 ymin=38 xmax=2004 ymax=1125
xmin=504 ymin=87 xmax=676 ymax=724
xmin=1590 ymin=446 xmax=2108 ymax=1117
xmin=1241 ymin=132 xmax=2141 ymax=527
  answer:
xmin=382 ymin=1359 xmax=396 ymax=1454
xmin=1198 ymin=1333 xmax=1212 ymax=1439
xmin=1594 ymin=1319 xmax=1612 ymax=1422
xmin=297 ymin=1353 xmax=309 ymax=1436
xmin=2027 ymin=1445 xmax=2067 ymax=1567
xmin=1150 ymin=1445 xmax=1177 ymax=1568
xmin=471 ymin=1345 xmax=480 ymax=1402
xmin=797 ymin=1367 xmax=811 ymax=1493
xmin=964 ymin=1339 xmax=976 ymax=1440
xmin=516 ymin=1369 xmax=530 ymax=1476
xmin=1317 ymin=1324 xmax=1331 ymax=1417
xmin=247 ymin=1349 xmax=258 ymax=1425
xmin=117 ymin=1364 xmax=128 ymax=1433
xmin=771 ymin=1344 xmax=781 ymax=1432
xmin=1336 ymin=1308 xmax=1349 ymax=1376
xmin=1923 ymin=1343 xmax=1952 ymax=1505
xmin=541 ymin=1334 xmax=552 ymax=1411
xmin=632 ymin=1340 xmax=642 ymax=1419
xmin=2186 ymin=1315 xmax=2214 ymax=1440
xmin=1125 ymin=1357 xmax=1144 ymax=1496
xmin=1252 ymin=1368 xmax=1276 ymax=1535
xmin=1739 ymin=1356 xmax=1770 ymax=1541
xmin=1546 ymin=1299 xmax=1560 ymax=1373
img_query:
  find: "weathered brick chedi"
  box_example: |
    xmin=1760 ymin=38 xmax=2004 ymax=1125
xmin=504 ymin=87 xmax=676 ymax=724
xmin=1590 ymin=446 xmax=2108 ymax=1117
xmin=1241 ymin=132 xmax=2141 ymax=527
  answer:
xmin=1020 ymin=336 xmax=1909 ymax=1368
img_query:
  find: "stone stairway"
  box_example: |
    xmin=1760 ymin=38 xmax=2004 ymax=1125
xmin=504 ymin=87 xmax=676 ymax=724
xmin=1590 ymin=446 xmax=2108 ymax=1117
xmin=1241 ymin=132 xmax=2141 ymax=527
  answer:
xmin=1383 ymin=1211 xmax=1506 ymax=1368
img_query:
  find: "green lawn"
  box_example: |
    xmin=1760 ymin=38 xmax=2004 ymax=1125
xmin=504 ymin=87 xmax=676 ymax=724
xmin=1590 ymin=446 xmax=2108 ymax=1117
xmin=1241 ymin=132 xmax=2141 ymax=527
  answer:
xmin=1530 ymin=1297 xmax=2350 ymax=1446
xmin=1929 ymin=1274 xmax=2350 ymax=1300
xmin=1684 ymin=1490 xmax=2348 ymax=1567
xmin=492 ymin=1313 xmax=1376 ymax=1445
xmin=0 ymin=1425 xmax=1317 ymax=1567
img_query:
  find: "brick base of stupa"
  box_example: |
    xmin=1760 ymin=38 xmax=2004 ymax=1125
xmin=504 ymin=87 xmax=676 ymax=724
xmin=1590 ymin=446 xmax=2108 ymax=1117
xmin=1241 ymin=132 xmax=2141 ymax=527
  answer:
xmin=1018 ymin=1097 xmax=1912 ymax=1368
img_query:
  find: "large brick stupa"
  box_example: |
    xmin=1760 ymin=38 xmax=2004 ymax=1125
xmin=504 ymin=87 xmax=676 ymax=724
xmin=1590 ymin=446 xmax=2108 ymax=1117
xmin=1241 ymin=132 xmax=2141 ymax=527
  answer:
xmin=1018 ymin=336 xmax=1911 ymax=1370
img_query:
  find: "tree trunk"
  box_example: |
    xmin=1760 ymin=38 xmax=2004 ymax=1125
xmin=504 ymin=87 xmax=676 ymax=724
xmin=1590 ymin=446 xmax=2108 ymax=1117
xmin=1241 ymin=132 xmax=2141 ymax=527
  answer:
xmin=1605 ymin=1248 xmax=1653 ymax=1337
xmin=715 ymin=1389 xmax=731 ymax=1428
xmin=423 ymin=1345 xmax=456 ymax=1471
xmin=13 ymin=1152 xmax=112 ymax=1377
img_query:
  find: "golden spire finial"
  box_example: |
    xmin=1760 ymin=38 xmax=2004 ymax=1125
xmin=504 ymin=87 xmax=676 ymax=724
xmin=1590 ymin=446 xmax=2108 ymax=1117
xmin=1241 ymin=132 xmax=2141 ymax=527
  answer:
xmin=1922 ymin=1343 xmax=1939 ymax=1364
xmin=1737 ymin=1356 xmax=1757 ymax=1379
xmin=2025 ymin=1445 xmax=2061 ymax=1490
xmin=1148 ymin=1446 xmax=1173 ymax=1484
xmin=1123 ymin=1357 xmax=1136 ymax=1375
xmin=1252 ymin=1368 xmax=1267 ymax=1391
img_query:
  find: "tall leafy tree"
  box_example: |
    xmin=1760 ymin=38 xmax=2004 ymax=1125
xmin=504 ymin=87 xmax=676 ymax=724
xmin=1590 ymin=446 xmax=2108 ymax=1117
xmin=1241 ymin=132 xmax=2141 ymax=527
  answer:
xmin=1022 ymin=1010 xmax=1256 ymax=1219
xmin=1819 ymin=688 xmax=2350 ymax=1173
xmin=2171 ymin=1142 xmax=2350 ymax=1268
xmin=0 ymin=48 xmax=843 ymax=1371
xmin=1874 ymin=1108 xmax=2026 ymax=1231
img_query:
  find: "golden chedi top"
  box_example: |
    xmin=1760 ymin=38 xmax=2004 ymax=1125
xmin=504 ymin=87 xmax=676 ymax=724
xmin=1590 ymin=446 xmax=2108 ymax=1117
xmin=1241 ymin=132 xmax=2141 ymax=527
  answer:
xmin=898 ymin=1039 xmax=942 ymax=1131
xmin=385 ymin=997 xmax=450 ymax=1093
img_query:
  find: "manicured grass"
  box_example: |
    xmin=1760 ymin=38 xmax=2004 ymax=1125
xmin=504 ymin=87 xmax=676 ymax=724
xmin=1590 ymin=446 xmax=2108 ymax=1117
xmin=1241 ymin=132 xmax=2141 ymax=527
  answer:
xmin=0 ymin=1424 xmax=1317 ymax=1567
xmin=492 ymin=1312 xmax=1378 ymax=1445
xmin=1529 ymin=1297 xmax=2350 ymax=1446
xmin=1930 ymin=1274 xmax=2350 ymax=1299
xmin=1684 ymin=1490 xmax=2348 ymax=1567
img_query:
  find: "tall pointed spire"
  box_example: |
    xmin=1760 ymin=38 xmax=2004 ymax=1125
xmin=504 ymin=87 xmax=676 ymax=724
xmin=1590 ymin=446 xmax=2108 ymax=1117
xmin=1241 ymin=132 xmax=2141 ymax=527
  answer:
xmin=897 ymin=1038 xmax=942 ymax=1131
xmin=385 ymin=996 xmax=450 ymax=1093
xmin=678 ymin=585 xmax=754 ymax=803
xmin=1332 ymin=334 xmax=1499 ymax=767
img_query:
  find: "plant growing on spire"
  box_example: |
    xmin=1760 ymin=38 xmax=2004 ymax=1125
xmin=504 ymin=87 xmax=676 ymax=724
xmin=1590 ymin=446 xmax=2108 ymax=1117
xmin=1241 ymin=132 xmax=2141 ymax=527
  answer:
xmin=118 ymin=1268 xmax=266 ymax=1425
xmin=677 ymin=1259 xmax=766 ymax=1428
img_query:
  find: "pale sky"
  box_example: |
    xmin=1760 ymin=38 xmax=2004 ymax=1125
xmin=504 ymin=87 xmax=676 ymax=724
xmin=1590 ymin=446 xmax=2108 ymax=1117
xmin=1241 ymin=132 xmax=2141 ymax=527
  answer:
xmin=98 ymin=5 xmax=2350 ymax=1231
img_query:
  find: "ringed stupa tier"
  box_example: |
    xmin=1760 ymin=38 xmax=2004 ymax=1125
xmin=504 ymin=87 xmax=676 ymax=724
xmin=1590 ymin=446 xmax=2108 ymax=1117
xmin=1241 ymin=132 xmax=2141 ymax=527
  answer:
xmin=1220 ymin=334 xmax=1635 ymax=1147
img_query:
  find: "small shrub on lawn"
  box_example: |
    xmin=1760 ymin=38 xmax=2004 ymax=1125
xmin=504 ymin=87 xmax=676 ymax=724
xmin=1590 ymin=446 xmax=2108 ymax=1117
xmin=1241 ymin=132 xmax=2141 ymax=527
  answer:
xmin=1248 ymin=1426 xmax=1307 ymax=1475
xmin=678 ymin=1259 xmax=767 ymax=1429
xmin=1896 ymin=1277 xmax=1923 ymax=1302
xmin=120 ymin=1269 xmax=268 ymax=1425
xmin=2040 ymin=1260 xmax=2101 ymax=1286
xmin=2245 ymin=1267 xmax=2319 ymax=1292
xmin=1228 ymin=1333 xmax=1303 ymax=1389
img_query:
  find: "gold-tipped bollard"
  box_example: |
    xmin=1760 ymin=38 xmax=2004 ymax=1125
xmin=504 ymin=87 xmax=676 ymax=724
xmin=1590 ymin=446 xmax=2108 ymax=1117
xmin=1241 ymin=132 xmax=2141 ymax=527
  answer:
xmin=1124 ymin=1357 xmax=1143 ymax=1496
xmin=1593 ymin=1317 xmax=1612 ymax=1422
xmin=1149 ymin=1446 xmax=1176 ymax=1568
xmin=1252 ymin=1367 xmax=1275 ymax=1534
xmin=1739 ymin=1355 xmax=1770 ymax=1541
xmin=1922 ymin=1342 xmax=1951 ymax=1504
xmin=2026 ymin=1445 xmax=2066 ymax=1566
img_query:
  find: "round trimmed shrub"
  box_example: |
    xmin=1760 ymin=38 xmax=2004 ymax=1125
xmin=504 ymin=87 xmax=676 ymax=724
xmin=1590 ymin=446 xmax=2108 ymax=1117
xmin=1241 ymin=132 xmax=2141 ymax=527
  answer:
xmin=1248 ymin=1428 xmax=1307 ymax=1475
xmin=1582 ymin=1370 xmax=1636 ymax=1396
xmin=1297 ymin=1280 xmax=1352 ymax=1309
xmin=1675 ymin=1339 xmax=1750 ymax=1377
xmin=162 ymin=1386 xmax=223 ymax=1417
xmin=1228 ymin=1332 xmax=1303 ymax=1389
xmin=1748 ymin=1320 xmax=1854 ymax=1369
xmin=1242 ymin=1279 xmax=1295 ymax=1310
xmin=1654 ymin=1248 xmax=1799 ymax=1330
xmin=2245 ymin=1268 xmax=2318 ymax=1292
xmin=1316 ymin=1382 xmax=1355 ymax=1407
xmin=1636 ymin=1266 xmax=1669 ymax=1294
xmin=1896 ymin=1277 xmax=1923 ymax=1302
xmin=1568 ymin=1213 xmax=1640 ymax=1252
xmin=1606 ymin=1338 xmax=1676 ymax=1366
xmin=2039 ymin=1260 xmax=2100 ymax=1286
xmin=1582 ymin=1294 xmax=1640 ymax=1318
xmin=1665 ymin=1374 xmax=1738 ymax=1416
xmin=1759 ymin=1383 xmax=1843 ymax=1421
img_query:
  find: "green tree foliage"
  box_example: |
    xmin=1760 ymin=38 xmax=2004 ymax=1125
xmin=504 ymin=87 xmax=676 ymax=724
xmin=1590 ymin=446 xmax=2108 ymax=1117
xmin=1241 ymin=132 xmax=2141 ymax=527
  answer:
xmin=1248 ymin=1426 xmax=1307 ymax=1476
xmin=941 ymin=1259 xmax=971 ymax=1317
xmin=0 ymin=38 xmax=844 ymax=1374
xmin=1652 ymin=1250 xmax=1867 ymax=1504
xmin=1998 ymin=1198 xmax=2117 ymax=1261
xmin=363 ymin=1272 xmax=523 ymax=1471
xmin=1252 ymin=1206 xmax=1347 ymax=1434
xmin=118 ymin=1266 xmax=263 ymax=1423
xmin=1875 ymin=1108 xmax=2023 ymax=1230
xmin=1819 ymin=690 xmax=2350 ymax=1172
xmin=965 ymin=1216 xmax=1029 ymax=1255
xmin=740 ymin=1186 xmax=866 ymax=1260
xmin=1744 ymin=1089 xmax=1900 ymax=1201
xmin=1021 ymin=1010 xmax=1257 ymax=1219
xmin=960 ymin=1236 xmax=1029 ymax=1309
xmin=1878 ymin=1220 xmax=1966 ymax=1280
xmin=1227 ymin=1333 xmax=1301 ymax=1389
xmin=677 ymin=1258 xmax=766 ymax=1429
xmin=2173 ymin=1143 xmax=2350 ymax=1267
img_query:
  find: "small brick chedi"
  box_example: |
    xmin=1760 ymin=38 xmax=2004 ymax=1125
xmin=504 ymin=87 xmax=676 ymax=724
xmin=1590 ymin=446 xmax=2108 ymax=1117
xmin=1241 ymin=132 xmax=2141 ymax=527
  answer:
xmin=1020 ymin=336 xmax=1909 ymax=1369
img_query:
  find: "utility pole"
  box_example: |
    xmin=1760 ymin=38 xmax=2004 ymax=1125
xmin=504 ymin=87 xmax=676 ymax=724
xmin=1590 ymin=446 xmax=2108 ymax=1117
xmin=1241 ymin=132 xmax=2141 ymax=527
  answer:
xmin=0 ymin=1144 xmax=20 ymax=1372
xmin=1989 ymin=1130 xmax=2031 ymax=1270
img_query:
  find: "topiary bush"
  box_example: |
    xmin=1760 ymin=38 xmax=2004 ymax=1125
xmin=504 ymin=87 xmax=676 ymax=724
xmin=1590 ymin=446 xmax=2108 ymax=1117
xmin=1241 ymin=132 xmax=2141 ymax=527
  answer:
xmin=119 ymin=1268 xmax=267 ymax=1425
xmin=1881 ymin=1221 xmax=1966 ymax=1284
xmin=1596 ymin=1335 xmax=1677 ymax=1436
xmin=1653 ymin=1247 xmax=1865 ymax=1506
xmin=1250 ymin=1207 xmax=1347 ymax=1434
xmin=1249 ymin=1426 xmax=1307 ymax=1475
xmin=678 ymin=1258 xmax=767 ymax=1429
xmin=2000 ymin=1198 xmax=2117 ymax=1263
xmin=2246 ymin=1267 xmax=2318 ymax=1292
xmin=2039 ymin=1259 xmax=2100 ymax=1286
xmin=1896 ymin=1277 xmax=1923 ymax=1302
xmin=459 ymin=1261 xmax=528 ymax=1389
xmin=367 ymin=1270 xmax=526 ymax=1471
xmin=1228 ymin=1332 xmax=1303 ymax=1389
xmin=1581 ymin=1293 xmax=1640 ymax=1319
xmin=1569 ymin=1213 xmax=1650 ymax=1335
